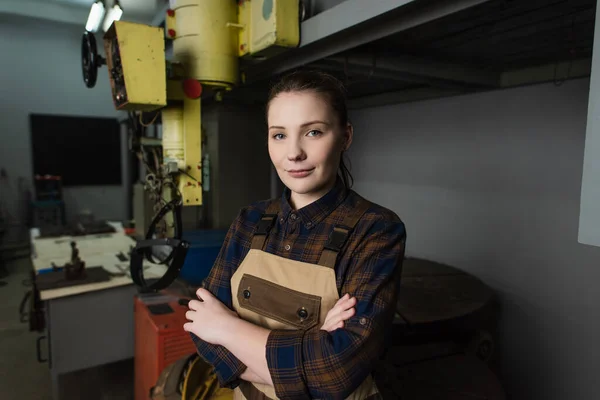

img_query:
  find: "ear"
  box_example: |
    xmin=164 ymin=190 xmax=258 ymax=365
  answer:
xmin=343 ymin=122 xmax=353 ymax=151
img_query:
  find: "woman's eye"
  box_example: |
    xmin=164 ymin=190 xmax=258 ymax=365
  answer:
xmin=307 ymin=130 xmax=322 ymax=137
xmin=272 ymin=133 xmax=285 ymax=140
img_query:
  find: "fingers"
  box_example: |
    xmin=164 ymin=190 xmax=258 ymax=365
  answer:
xmin=185 ymin=310 xmax=195 ymax=321
xmin=323 ymin=308 xmax=355 ymax=331
xmin=337 ymin=294 xmax=356 ymax=306
xmin=189 ymin=288 xmax=216 ymax=309
xmin=322 ymin=320 xmax=346 ymax=333
xmin=332 ymin=294 xmax=357 ymax=314
xmin=342 ymin=307 xmax=356 ymax=320
xmin=196 ymin=288 xmax=212 ymax=302
xmin=335 ymin=293 xmax=351 ymax=306
xmin=343 ymin=296 xmax=357 ymax=310
xmin=320 ymin=294 xmax=359 ymax=333
xmin=188 ymin=299 xmax=202 ymax=311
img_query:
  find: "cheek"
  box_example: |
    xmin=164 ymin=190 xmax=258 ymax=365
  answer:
xmin=311 ymin=143 xmax=340 ymax=171
xmin=268 ymin=143 xmax=281 ymax=166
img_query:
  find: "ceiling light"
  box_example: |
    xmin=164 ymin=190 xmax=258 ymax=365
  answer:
xmin=85 ymin=0 xmax=105 ymax=33
xmin=102 ymin=0 xmax=124 ymax=33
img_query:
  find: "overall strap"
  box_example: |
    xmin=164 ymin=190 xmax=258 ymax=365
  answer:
xmin=250 ymin=201 xmax=281 ymax=250
xmin=318 ymin=197 xmax=371 ymax=269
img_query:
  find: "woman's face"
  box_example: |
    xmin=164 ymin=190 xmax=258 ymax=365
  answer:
xmin=267 ymin=90 xmax=352 ymax=208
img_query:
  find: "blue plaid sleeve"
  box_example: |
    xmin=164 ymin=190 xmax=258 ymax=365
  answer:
xmin=190 ymin=208 xmax=249 ymax=388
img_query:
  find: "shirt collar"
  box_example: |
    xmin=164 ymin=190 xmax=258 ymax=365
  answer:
xmin=280 ymin=177 xmax=348 ymax=229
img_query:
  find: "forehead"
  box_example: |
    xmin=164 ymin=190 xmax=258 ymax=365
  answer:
xmin=267 ymin=91 xmax=332 ymax=126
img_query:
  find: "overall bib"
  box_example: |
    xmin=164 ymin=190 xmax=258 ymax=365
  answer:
xmin=229 ymin=198 xmax=380 ymax=400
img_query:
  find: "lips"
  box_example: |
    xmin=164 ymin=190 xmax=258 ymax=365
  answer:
xmin=286 ymin=168 xmax=314 ymax=178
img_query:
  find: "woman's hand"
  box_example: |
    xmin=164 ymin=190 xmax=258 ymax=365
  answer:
xmin=183 ymin=288 xmax=239 ymax=346
xmin=320 ymin=293 xmax=357 ymax=332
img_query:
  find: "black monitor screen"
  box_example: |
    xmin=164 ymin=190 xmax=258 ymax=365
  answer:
xmin=30 ymin=114 xmax=122 ymax=186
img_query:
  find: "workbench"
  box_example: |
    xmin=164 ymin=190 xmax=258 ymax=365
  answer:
xmin=30 ymin=223 xmax=167 ymax=400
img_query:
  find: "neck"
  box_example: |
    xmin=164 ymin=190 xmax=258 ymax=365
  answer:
xmin=289 ymin=177 xmax=338 ymax=210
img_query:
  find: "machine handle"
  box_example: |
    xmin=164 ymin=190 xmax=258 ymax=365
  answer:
xmin=36 ymin=336 xmax=47 ymax=363
xmin=81 ymin=31 xmax=104 ymax=88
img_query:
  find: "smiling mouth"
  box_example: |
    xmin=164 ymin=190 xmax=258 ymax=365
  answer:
xmin=287 ymin=168 xmax=314 ymax=173
xmin=286 ymin=168 xmax=315 ymax=177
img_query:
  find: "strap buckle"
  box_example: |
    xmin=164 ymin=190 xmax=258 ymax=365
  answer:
xmin=324 ymin=225 xmax=352 ymax=252
xmin=255 ymin=214 xmax=278 ymax=236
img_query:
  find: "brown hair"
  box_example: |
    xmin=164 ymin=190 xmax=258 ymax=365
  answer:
xmin=266 ymin=69 xmax=354 ymax=190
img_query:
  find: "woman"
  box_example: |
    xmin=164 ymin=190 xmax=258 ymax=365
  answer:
xmin=183 ymin=70 xmax=406 ymax=400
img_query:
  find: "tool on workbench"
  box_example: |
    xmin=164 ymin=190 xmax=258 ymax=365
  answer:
xmin=34 ymin=240 xmax=113 ymax=291
xmin=64 ymin=241 xmax=87 ymax=280
xmin=38 ymin=242 xmax=88 ymax=280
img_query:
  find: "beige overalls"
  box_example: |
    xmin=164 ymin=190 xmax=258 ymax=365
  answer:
xmin=229 ymin=198 xmax=380 ymax=400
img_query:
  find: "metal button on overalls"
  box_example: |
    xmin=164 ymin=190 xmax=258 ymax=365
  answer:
xmin=297 ymin=307 xmax=308 ymax=320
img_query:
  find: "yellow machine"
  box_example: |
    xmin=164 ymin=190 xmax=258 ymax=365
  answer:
xmin=103 ymin=0 xmax=299 ymax=208
xmin=81 ymin=0 xmax=301 ymax=291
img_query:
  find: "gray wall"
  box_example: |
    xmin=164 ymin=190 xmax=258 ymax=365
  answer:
xmin=218 ymin=105 xmax=272 ymax=222
xmin=0 ymin=16 xmax=128 ymax=223
xmin=202 ymin=103 xmax=271 ymax=229
xmin=349 ymin=77 xmax=600 ymax=400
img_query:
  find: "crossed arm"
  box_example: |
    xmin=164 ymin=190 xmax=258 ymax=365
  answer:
xmin=185 ymin=215 xmax=406 ymax=399
xmin=184 ymin=290 xmax=358 ymax=386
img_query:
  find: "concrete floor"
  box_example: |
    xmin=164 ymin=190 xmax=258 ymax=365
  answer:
xmin=0 ymin=257 xmax=134 ymax=399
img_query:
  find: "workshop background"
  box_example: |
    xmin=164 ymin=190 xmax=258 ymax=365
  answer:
xmin=1 ymin=0 xmax=600 ymax=399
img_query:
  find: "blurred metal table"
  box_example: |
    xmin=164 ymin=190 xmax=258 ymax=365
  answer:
xmin=396 ymin=257 xmax=496 ymax=342
xmin=29 ymin=226 xmax=166 ymax=400
xmin=376 ymin=257 xmax=505 ymax=399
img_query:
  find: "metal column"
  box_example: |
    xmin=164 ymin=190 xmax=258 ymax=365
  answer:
xmin=579 ymin=0 xmax=600 ymax=247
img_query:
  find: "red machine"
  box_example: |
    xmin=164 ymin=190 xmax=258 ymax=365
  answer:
xmin=134 ymin=295 xmax=197 ymax=400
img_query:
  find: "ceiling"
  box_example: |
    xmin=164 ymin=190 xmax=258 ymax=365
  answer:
xmin=360 ymin=0 xmax=596 ymax=71
xmin=221 ymin=0 xmax=597 ymax=108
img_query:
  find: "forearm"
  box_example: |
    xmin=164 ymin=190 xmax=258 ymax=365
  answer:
xmin=220 ymin=318 xmax=274 ymax=386
xmin=193 ymin=337 xmax=247 ymax=387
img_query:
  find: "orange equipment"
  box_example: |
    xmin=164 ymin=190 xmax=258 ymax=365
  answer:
xmin=134 ymin=295 xmax=197 ymax=400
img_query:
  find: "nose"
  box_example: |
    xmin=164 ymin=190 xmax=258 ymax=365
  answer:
xmin=286 ymin=138 xmax=306 ymax=162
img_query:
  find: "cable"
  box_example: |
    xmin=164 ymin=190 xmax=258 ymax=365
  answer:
xmin=139 ymin=111 xmax=160 ymax=127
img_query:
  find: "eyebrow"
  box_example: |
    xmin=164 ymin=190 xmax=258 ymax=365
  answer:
xmin=268 ymin=120 xmax=330 ymax=130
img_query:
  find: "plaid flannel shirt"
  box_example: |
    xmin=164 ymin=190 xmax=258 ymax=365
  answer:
xmin=191 ymin=179 xmax=406 ymax=399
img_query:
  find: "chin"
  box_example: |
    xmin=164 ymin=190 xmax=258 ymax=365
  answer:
xmin=282 ymin=179 xmax=315 ymax=195
xmin=281 ymin=174 xmax=331 ymax=196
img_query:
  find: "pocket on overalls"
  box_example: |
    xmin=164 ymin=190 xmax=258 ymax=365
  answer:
xmin=237 ymin=273 xmax=321 ymax=330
